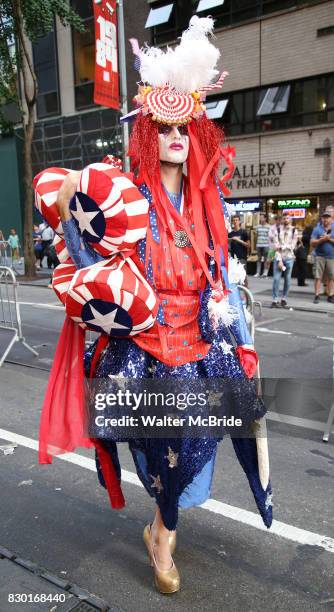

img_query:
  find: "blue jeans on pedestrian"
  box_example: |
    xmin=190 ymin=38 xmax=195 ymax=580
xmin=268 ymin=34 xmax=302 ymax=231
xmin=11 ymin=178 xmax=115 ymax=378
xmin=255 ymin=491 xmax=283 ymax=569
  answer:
xmin=272 ymin=258 xmax=294 ymax=301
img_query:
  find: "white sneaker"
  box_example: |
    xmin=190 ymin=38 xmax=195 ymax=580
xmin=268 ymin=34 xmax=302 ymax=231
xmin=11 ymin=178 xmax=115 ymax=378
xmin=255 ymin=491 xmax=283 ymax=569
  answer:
xmin=254 ymin=273 xmax=260 ymax=278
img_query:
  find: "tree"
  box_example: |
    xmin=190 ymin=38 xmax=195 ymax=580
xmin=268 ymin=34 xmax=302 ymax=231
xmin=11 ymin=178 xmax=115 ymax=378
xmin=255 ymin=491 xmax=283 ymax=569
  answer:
xmin=0 ymin=1 xmax=84 ymax=277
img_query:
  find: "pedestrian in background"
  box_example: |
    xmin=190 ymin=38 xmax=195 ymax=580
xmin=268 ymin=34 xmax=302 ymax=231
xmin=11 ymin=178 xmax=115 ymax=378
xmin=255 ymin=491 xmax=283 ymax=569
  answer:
xmin=228 ymin=214 xmax=250 ymax=285
xmin=267 ymin=215 xmax=281 ymax=276
xmin=321 ymin=206 xmax=334 ymax=296
xmin=294 ymin=237 xmax=308 ymax=287
xmin=294 ymin=223 xmax=313 ymax=287
xmin=271 ymin=212 xmax=298 ymax=308
xmin=7 ymin=228 xmax=20 ymax=260
xmin=33 ymin=224 xmax=43 ymax=269
xmin=39 ymin=222 xmax=54 ymax=267
xmin=254 ymin=213 xmax=270 ymax=277
xmin=0 ymin=230 xmax=6 ymax=260
xmin=311 ymin=211 xmax=334 ymax=304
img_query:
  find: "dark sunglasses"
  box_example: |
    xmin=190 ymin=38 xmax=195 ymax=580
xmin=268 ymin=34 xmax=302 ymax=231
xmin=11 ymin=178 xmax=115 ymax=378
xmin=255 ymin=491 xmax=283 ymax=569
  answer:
xmin=157 ymin=124 xmax=188 ymax=136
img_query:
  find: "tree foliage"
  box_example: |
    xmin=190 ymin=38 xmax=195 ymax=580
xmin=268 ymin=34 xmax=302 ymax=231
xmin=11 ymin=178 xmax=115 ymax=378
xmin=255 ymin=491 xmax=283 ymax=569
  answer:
xmin=0 ymin=0 xmax=84 ymax=276
xmin=0 ymin=1 xmax=84 ymax=131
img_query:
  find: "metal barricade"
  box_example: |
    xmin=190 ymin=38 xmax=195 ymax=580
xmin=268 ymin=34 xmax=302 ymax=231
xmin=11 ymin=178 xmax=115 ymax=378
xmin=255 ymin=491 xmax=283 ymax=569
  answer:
xmin=323 ymin=346 xmax=334 ymax=443
xmin=237 ymin=285 xmax=269 ymax=490
xmin=0 ymin=240 xmax=22 ymax=275
xmin=237 ymin=284 xmax=257 ymax=342
xmin=0 ymin=266 xmax=38 ymax=367
xmin=0 ymin=241 xmax=13 ymax=268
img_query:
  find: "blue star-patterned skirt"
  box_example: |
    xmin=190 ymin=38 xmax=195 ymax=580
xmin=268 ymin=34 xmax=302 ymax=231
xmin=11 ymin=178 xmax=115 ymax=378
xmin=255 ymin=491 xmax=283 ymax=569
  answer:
xmin=84 ymin=327 xmax=272 ymax=531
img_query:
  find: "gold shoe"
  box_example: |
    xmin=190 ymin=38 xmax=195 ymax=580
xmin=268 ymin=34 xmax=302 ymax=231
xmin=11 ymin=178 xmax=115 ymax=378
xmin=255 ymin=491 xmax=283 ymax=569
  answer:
xmin=143 ymin=524 xmax=180 ymax=594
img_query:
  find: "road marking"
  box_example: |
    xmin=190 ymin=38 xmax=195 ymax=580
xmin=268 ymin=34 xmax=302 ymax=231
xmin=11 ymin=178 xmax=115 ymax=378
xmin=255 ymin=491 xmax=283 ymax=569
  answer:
xmin=268 ymin=411 xmax=334 ymax=434
xmin=0 ymin=428 xmax=333 ymax=554
xmin=255 ymin=317 xmax=284 ymax=328
xmin=8 ymin=300 xmax=64 ymax=311
xmin=255 ymin=327 xmax=292 ymax=335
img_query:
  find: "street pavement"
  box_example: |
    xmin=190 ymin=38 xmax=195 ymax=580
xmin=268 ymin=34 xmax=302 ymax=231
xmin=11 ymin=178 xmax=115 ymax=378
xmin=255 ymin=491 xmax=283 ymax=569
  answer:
xmin=0 ymin=280 xmax=333 ymax=611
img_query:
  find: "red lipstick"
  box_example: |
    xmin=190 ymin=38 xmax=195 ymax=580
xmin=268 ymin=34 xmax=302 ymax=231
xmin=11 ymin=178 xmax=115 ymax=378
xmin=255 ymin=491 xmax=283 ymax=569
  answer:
xmin=169 ymin=143 xmax=184 ymax=150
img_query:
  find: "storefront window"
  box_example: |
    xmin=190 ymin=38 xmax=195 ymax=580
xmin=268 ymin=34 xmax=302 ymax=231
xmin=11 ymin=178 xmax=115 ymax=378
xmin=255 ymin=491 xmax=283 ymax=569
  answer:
xmin=32 ymin=28 xmax=60 ymax=119
xmin=212 ymin=73 xmax=333 ymax=136
xmin=31 ymin=109 xmax=122 ymax=176
xmin=149 ymin=0 xmax=321 ymax=44
xmin=71 ymin=0 xmax=95 ymax=110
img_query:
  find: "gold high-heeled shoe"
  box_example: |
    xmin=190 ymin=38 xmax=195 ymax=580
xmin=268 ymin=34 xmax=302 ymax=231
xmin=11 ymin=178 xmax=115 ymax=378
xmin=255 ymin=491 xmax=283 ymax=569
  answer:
xmin=143 ymin=524 xmax=180 ymax=594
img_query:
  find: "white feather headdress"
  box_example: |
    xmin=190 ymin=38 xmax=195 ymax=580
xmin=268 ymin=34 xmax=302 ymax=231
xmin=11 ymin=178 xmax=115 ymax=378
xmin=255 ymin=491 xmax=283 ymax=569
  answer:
xmin=139 ymin=16 xmax=221 ymax=94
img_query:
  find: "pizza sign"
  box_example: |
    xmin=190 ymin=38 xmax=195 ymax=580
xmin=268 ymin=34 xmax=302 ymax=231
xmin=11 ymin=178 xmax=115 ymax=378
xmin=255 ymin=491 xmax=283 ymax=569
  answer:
xmin=93 ymin=0 xmax=120 ymax=110
xmin=282 ymin=208 xmax=306 ymax=219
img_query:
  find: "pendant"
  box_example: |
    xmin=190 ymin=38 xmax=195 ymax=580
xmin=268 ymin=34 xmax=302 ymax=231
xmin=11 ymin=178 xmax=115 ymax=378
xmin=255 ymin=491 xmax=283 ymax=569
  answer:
xmin=173 ymin=230 xmax=191 ymax=248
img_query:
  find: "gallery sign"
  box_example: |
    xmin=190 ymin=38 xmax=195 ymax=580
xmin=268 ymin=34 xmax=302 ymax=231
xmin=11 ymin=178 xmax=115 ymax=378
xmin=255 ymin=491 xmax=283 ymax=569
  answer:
xmin=223 ymin=162 xmax=286 ymax=190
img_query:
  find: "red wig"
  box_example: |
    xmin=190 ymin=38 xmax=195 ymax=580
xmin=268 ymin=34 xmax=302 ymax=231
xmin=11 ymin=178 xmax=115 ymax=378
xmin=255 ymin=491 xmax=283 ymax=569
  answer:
xmin=128 ymin=113 xmax=225 ymax=184
xmin=127 ymin=112 xmax=230 ymax=292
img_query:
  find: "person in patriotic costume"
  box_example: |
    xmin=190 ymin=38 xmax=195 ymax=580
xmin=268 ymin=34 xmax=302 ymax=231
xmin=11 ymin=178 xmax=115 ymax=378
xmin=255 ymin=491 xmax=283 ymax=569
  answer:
xmin=35 ymin=17 xmax=272 ymax=595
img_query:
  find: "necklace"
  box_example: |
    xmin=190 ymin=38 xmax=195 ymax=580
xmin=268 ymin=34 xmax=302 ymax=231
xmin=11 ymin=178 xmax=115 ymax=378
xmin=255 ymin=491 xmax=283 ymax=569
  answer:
xmin=164 ymin=183 xmax=191 ymax=248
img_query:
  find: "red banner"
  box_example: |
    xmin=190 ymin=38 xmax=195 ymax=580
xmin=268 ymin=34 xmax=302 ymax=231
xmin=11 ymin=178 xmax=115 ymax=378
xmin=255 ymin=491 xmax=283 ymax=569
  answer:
xmin=93 ymin=0 xmax=120 ymax=110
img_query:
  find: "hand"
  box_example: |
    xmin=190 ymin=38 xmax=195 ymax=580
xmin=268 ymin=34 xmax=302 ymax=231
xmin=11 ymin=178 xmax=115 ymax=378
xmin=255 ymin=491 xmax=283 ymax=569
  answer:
xmin=57 ymin=171 xmax=81 ymax=221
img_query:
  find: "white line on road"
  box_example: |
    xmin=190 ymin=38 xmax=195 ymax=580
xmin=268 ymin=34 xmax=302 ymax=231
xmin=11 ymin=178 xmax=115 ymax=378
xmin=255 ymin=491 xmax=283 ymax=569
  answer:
xmin=255 ymin=327 xmax=292 ymax=335
xmin=8 ymin=300 xmax=64 ymax=311
xmin=0 ymin=427 xmax=333 ymax=555
xmin=254 ymin=317 xmax=285 ymax=328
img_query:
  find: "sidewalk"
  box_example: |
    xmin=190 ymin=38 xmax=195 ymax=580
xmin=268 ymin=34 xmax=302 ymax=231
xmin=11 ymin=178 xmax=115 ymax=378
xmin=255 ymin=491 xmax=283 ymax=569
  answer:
xmin=247 ymin=275 xmax=334 ymax=314
xmin=5 ymin=260 xmax=334 ymax=314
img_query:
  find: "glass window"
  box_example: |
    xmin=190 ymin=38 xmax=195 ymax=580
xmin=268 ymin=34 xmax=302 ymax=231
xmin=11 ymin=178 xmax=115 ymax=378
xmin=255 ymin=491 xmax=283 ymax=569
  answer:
xmin=73 ymin=20 xmax=95 ymax=85
xmin=205 ymin=99 xmax=228 ymax=119
xmin=32 ymin=110 xmax=123 ymax=173
xmin=37 ymin=93 xmax=59 ymax=118
xmin=75 ymin=82 xmax=95 ymax=110
xmin=150 ymin=0 xmax=322 ymax=44
xmin=197 ymin=0 xmax=225 ymax=12
xmin=257 ymin=85 xmax=290 ymax=115
xmin=32 ymin=29 xmax=60 ymax=118
xmin=72 ymin=1 xmax=95 ymax=110
xmin=71 ymin=0 xmax=93 ymax=19
xmin=145 ymin=3 xmax=174 ymax=28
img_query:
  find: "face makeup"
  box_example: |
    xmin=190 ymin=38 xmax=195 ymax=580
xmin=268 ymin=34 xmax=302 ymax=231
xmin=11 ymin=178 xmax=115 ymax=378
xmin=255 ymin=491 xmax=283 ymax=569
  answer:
xmin=158 ymin=124 xmax=190 ymax=164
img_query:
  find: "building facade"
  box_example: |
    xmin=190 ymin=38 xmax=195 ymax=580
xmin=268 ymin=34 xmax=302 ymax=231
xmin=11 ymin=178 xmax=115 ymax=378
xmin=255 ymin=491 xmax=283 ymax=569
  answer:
xmin=145 ymin=0 xmax=334 ymax=238
xmin=29 ymin=0 xmax=150 ymax=178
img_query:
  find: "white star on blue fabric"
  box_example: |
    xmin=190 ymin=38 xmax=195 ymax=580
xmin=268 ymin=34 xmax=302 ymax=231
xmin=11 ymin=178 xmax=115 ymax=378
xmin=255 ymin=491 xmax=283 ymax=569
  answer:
xmin=71 ymin=197 xmax=100 ymax=237
xmin=86 ymin=305 xmax=130 ymax=334
xmin=265 ymin=492 xmax=273 ymax=510
xmin=219 ymin=339 xmax=234 ymax=355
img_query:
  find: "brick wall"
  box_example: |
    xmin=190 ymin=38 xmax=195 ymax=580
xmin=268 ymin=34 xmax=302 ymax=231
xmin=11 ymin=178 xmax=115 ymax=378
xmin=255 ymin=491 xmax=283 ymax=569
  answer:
xmin=215 ymin=1 xmax=334 ymax=92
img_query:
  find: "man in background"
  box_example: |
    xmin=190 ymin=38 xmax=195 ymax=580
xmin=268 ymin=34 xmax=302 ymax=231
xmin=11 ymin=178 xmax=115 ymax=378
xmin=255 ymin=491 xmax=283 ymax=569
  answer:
xmin=228 ymin=214 xmax=250 ymax=285
xmin=254 ymin=213 xmax=270 ymax=277
xmin=311 ymin=211 xmax=334 ymax=304
xmin=39 ymin=222 xmax=54 ymax=266
xmin=271 ymin=211 xmax=298 ymax=308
